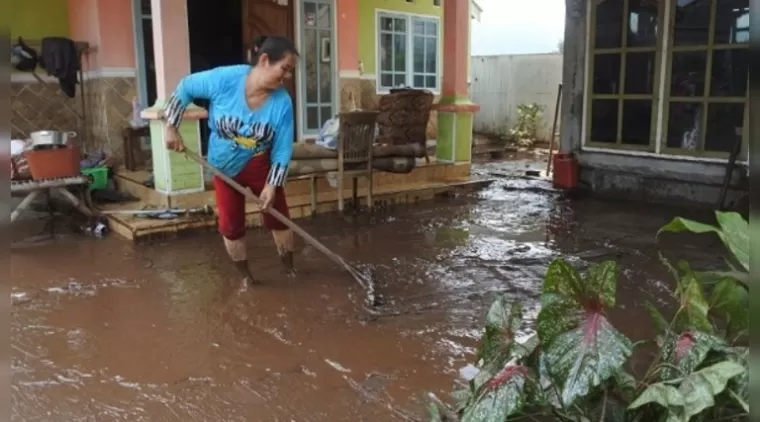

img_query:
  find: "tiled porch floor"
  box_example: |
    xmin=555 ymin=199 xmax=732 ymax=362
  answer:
xmin=102 ymin=159 xmax=492 ymax=242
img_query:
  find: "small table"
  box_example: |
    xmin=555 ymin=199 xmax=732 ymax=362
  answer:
xmin=11 ymin=175 xmax=93 ymax=223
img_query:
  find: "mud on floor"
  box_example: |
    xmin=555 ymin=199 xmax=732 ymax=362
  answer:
xmin=10 ymin=162 xmax=725 ymax=421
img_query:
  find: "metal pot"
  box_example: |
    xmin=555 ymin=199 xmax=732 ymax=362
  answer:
xmin=29 ymin=130 xmax=77 ymax=148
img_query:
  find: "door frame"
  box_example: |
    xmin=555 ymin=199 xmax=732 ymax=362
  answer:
xmin=294 ymin=0 xmax=340 ymax=140
xmin=131 ymin=0 xmax=151 ymax=107
xmin=242 ymin=0 xmax=298 ymax=140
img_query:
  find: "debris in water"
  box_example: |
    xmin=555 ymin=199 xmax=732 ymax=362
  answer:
xmin=324 ymin=359 xmax=351 ymax=373
xmin=300 ymin=366 xmax=317 ymax=377
xmin=459 ymin=364 xmax=479 ymax=381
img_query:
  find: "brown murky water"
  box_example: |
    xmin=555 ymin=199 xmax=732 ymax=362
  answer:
xmin=10 ymin=161 xmax=725 ymax=421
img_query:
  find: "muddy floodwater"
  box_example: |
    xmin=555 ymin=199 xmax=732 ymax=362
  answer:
xmin=11 ymin=161 xmax=725 ymax=421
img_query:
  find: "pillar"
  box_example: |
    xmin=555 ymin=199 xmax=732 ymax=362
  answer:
xmin=140 ymin=0 xmax=206 ymax=195
xmin=435 ymin=0 xmax=480 ymax=163
xmin=559 ymin=0 xmax=586 ymax=154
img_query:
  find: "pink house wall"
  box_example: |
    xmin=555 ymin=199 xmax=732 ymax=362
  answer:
xmin=336 ymin=0 xmax=358 ymax=72
xmin=97 ymin=0 xmax=136 ymax=68
xmin=68 ymin=0 xmax=136 ymax=70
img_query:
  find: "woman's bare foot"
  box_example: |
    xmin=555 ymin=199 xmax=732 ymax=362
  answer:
xmin=279 ymin=251 xmax=297 ymax=278
xmin=234 ymin=260 xmax=260 ymax=286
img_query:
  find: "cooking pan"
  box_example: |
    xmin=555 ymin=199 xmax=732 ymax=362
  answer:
xmin=29 ymin=130 xmax=77 ymax=148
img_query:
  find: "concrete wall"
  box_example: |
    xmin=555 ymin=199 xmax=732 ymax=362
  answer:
xmin=470 ymin=53 xmax=563 ymax=142
xmin=578 ymin=151 xmax=748 ymax=208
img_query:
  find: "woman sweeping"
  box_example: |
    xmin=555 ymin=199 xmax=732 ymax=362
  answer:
xmin=164 ymin=36 xmax=299 ymax=284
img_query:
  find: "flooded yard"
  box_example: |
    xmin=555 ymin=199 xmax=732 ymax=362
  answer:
xmin=10 ymin=162 xmax=724 ymax=421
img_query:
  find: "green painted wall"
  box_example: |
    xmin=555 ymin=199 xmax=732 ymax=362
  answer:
xmin=11 ymin=0 xmax=70 ymax=40
xmin=358 ymin=0 xmax=443 ymax=78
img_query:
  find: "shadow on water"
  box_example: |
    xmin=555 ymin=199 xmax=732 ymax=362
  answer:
xmin=10 ymin=162 xmax=726 ymax=421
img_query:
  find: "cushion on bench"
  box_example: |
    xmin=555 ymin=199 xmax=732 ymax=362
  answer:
xmin=291 ymin=142 xmax=425 ymax=160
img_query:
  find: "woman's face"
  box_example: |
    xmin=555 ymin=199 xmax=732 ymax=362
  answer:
xmin=259 ymin=52 xmax=297 ymax=90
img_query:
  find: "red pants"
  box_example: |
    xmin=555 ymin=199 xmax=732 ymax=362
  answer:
xmin=214 ymin=153 xmax=290 ymax=240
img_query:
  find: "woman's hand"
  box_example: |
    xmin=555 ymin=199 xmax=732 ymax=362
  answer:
xmin=165 ymin=125 xmax=186 ymax=152
xmin=259 ymin=184 xmax=276 ymax=211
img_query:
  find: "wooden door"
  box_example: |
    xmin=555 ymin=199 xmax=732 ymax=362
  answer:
xmin=242 ymin=0 xmax=297 ymax=101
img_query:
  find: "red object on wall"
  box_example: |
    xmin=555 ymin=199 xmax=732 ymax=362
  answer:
xmin=25 ymin=146 xmax=81 ymax=180
xmin=552 ymin=153 xmax=579 ymax=189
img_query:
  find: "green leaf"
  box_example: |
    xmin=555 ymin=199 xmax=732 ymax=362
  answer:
xmin=630 ymin=360 xmax=744 ymax=420
xmin=657 ymin=217 xmax=721 ymax=239
xmin=715 ymin=211 xmax=749 ymax=271
xmin=724 ymin=346 xmax=748 ymax=403
xmin=629 ymin=383 xmax=685 ymax=409
xmin=728 ymin=389 xmax=749 ymax=413
xmin=676 ymin=271 xmax=712 ymax=333
xmin=460 ymin=366 xmax=531 ymax=422
xmin=644 ymin=301 xmax=670 ymax=333
xmin=585 ymin=261 xmax=618 ymax=306
xmin=476 ymin=297 xmax=523 ymax=364
xmin=452 ymin=387 xmax=474 ymax=413
xmin=692 ymin=269 xmax=748 ymax=290
xmin=427 ymin=400 xmax=444 ymax=422
xmin=679 ymin=360 xmax=745 ymax=419
xmin=537 ymin=259 xmax=633 ymax=407
xmin=658 ymin=212 xmax=750 ymax=276
xmin=614 ymin=368 xmax=637 ymax=393
xmin=510 ymin=333 xmax=539 ymax=361
xmin=709 ymin=278 xmax=749 ymax=338
xmin=537 ymin=260 xmax=586 ymax=344
xmin=659 ymin=330 xmax=727 ymax=381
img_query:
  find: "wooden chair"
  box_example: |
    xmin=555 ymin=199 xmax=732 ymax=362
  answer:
xmin=336 ymin=110 xmax=379 ymax=213
xmin=121 ymin=125 xmax=150 ymax=171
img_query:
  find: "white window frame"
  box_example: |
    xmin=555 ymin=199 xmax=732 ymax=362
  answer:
xmin=375 ymin=10 xmax=441 ymax=94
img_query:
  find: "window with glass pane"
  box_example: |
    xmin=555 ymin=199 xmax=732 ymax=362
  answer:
xmin=377 ymin=12 xmax=440 ymax=91
xmin=663 ymin=0 xmax=748 ymax=156
xmin=378 ymin=15 xmax=408 ymax=89
xmin=587 ymin=0 xmax=660 ymax=148
xmin=411 ymin=18 xmax=438 ymax=90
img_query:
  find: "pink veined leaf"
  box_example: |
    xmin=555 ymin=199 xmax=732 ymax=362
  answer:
xmin=537 ymin=259 xmax=633 ymax=407
xmin=486 ymin=365 xmax=529 ymax=390
xmin=674 ymin=331 xmax=696 ymax=362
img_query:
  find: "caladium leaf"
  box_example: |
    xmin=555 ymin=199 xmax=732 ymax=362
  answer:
xmin=476 ymin=297 xmax=522 ymax=364
xmin=659 ymin=330 xmax=726 ymax=381
xmin=675 ymin=270 xmax=712 ymax=333
xmin=709 ymin=278 xmax=749 ymax=339
xmin=724 ymin=346 xmax=748 ymax=404
xmin=629 ymin=382 xmax=685 ymax=409
xmin=613 ymin=368 xmax=638 ymax=401
xmin=537 ymin=259 xmax=633 ymax=407
xmin=645 ymin=300 xmax=670 ymax=333
xmin=630 ymin=360 xmax=744 ymax=421
xmin=460 ymin=365 xmax=531 ymax=422
xmin=427 ymin=400 xmax=444 ymax=422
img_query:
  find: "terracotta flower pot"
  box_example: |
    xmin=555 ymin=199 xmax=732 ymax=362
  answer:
xmin=24 ymin=145 xmax=82 ymax=180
